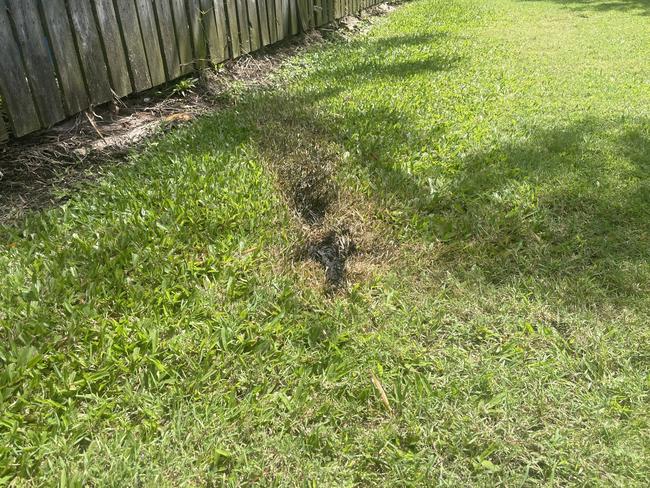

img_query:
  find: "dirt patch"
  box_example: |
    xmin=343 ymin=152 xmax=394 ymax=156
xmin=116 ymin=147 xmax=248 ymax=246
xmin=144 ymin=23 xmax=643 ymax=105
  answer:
xmin=274 ymin=140 xmax=338 ymax=225
xmin=307 ymin=229 xmax=357 ymax=289
xmin=257 ymin=104 xmax=369 ymax=291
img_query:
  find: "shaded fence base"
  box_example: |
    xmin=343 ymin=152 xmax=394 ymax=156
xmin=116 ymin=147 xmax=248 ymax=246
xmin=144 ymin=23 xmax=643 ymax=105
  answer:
xmin=0 ymin=0 xmax=385 ymax=144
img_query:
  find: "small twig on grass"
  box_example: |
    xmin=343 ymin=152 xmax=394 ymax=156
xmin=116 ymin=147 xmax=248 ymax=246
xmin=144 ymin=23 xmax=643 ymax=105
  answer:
xmin=84 ymin=111 xmax=104 ymax=140
xmin=371 ymin=372 xmax=393 ymax=414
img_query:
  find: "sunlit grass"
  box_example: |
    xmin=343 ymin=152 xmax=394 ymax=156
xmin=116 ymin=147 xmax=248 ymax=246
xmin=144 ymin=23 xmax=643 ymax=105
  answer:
xmin=1 ymin=0 xmax=649 ymax=485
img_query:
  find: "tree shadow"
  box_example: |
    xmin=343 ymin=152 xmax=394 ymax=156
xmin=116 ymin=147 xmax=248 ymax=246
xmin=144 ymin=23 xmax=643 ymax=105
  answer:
xmin=521 ymin=0 xmax=650 ymax=16
xmin=243 ymin=29 xmax=650 ymax=306
xmin=326 ymin=107 xmax=650 ymax=306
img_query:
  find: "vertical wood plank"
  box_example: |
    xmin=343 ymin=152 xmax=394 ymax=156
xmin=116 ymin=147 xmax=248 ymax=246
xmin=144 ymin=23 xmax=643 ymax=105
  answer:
xmin=0 ymin=4 xmax=39 ymax=136
xmin=274 ymin=0 xmax=284 ymax=40
xmin=296 ymin=0 xmax=312 ymax=31
xmin=40 ymin=0 xmax=89 ymax=115
xmin=309 ymin=0 xmax=315 ymax=29
xmin=202 ymin=0 xmax=228 ymax=63
xmin=7 ymin=0 xmax=66 ymax=127
xmin=281 ymin=0 xmax=289 ymax=39
xmin=170 ymin=0 xmax=194 ymax=73
xmin=115 ymin=0 xmax=152 ymax=92
xmin=0 ymin=110 xmax=9 ymax=143
xmin=324 ymin=0 xmax=329 ymax=21
xmin=236 ymin=0 xmax=251 ymax=54
xmin=257 ymin=0 xmax=270 ymax=46
xmin=201 ymin=0 xmax=218 ymax=62
xmin=266 ymin=0 xmax=277 ymax=43
xmin=211 ymin=0 xmax=229 ymax=61
xmin=94 ymin=0 xmax=132 ymax=96
xmin=224 ymin=0 xmax=240 ymax=58
xmin=246 ymin=0 xmax=260 ymax=51
xmin=68 ymin=0 xmax=113 ymax=105
xmin=153 ymin=0 xmax=182 ymax=80
xmin=186 ymin=0 xmax=208 ymax=67
xmin=135 ymin=0 xmax=167 ymax=86
xmin=289 ymin=0 xmax=298 ymax=35
xmin=314 ymin=0 xmax=322 ymax=27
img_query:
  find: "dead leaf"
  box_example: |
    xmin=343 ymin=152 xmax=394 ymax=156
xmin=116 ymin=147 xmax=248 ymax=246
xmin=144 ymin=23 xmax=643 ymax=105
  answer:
xmin=371 ymin=372 xmax=393 ymax=414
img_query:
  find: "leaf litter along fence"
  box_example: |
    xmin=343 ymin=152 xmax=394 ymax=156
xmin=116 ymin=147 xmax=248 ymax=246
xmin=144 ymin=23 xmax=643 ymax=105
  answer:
xmin=0 ymin=0 xmax=383 ymax=144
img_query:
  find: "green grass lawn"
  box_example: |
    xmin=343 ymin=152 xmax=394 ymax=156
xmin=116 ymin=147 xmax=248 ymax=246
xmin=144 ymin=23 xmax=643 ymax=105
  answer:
xmin=2 ymin=0 xmax=649 ymax=485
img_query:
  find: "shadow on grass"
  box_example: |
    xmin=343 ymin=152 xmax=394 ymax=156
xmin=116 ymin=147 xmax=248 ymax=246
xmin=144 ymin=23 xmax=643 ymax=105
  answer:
xmin=521 ymin=0 xmax=650 ymax=16
xmin=243 ymin=31 xmax=650 ymax=306
xmin=423 ymin=117 xmax=650 ymax=297
xmin=321 ymin=107 xmax=650 ymax=304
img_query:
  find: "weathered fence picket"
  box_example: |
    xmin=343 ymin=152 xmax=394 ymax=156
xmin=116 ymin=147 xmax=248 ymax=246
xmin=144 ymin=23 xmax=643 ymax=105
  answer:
xmin=170 ymin=0 xmax=195 ymax=74
xmin=0 ymin=4 xmax=40 ymax=136
xmin=69 ymin=0 xmax=114 ymax=105
xmin=40 ymin=0 xmax=89 ymax=116
xmin=153 ymin=0 xmax=182 ymax=80
xmin=0 ymin=111 xmax=8 ymax=143
xmin=212 ymin=0 xmax=230 ymax=61
xmin=8 ymin=0 xmax=66 ymax=128
xmin=95 ymin=0 xmax=133 ymax=96
xmin=224 ymin=0 xmax=241 ymax=58
xmin=0 ymin=0 xmax=383 ymax=143
xmin=247 ymin=0 xmax=261 ymax=52
xmin=267 ymin=0 xmax=278 ymax=43
xmin=258 ymin=0 xmax=271 ymax=46
xmin=136 ymin=0 xmax=167 ymax=86
xmin=187 ymin=0 xmax=208 ymax=68
xmin=116 ymin=0 xmax=154 ymax=91
xmin=201 ymin=0 xmax=227 ymax=63
xmin=236 ymin=0 xmax=252 ymax=54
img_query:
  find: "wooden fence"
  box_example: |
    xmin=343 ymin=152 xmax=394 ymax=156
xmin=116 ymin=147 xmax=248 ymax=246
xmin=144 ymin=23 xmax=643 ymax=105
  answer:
xmin=0 ymin=0 xmax=382 ymax=144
